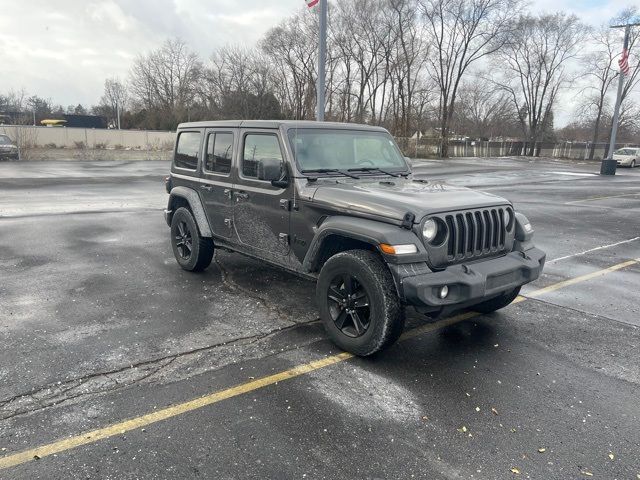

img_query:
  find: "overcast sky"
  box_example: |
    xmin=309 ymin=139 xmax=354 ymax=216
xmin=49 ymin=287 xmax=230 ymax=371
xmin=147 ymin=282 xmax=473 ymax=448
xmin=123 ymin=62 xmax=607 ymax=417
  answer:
xmin=0 ymin=0 xmax=634 ymax=123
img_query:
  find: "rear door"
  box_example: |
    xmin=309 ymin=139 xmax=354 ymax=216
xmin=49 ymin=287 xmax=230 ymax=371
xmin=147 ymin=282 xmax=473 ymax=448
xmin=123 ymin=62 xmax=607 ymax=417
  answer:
xmin=233 ymin=129 xmax=291 ymax=256
xmin=200 ymin=129 xmax=236 ymax=238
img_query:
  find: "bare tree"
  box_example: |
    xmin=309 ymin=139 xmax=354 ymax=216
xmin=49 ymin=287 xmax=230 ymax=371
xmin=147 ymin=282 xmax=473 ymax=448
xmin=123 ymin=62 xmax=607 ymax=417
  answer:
xmin=262 ymin=12 xmax=318 ymax=120
xmin=386 ymin=0 xmax=428 ymax=137
xmin=497 ymin=13 xmax=588 ymax=155
xmin=420 ymin=0 xmax=519 ymax=157
xmin=0 ymin=89 xmax=30 ymax=124
xmin=453 ymin=79 xmax=515 ymax=138
xmin=578 ymin=26 xmax=619 ymax=158
xmin=98 ymin=78 xmax=129 ymax=128
xmin=201 ymin=46 xmax=282 ymax=119
xmin=129 ymin=38 xmax=202 ymax=129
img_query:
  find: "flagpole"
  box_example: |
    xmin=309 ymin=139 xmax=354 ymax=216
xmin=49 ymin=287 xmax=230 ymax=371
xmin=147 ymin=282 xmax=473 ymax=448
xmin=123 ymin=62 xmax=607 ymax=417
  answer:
xmin=601 ymin=23 xmax=637 ymax=175
xmin=316 ymin=0 xmax=327 ymax=122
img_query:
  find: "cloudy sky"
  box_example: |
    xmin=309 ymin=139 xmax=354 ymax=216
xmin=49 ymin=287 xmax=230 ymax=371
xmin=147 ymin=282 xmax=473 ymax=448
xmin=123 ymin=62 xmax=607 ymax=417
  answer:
xmin=0 ymin=0 xmax=634 ymax=120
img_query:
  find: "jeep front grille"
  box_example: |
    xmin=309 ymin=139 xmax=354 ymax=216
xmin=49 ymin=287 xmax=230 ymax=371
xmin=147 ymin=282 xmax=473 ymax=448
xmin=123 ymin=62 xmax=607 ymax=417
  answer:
xmin=426 ymin=206 xmax=514 ymax=268
xmin=445 ymin=207 xmax=508 ymax=260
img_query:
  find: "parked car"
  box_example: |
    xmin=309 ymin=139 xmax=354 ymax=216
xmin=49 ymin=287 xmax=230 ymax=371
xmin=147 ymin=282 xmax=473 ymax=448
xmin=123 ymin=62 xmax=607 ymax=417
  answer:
xmin=163 ymin=120 xmax=545 ymax=356
xmin=0 ymin=134 xmax=19 ymax=161
xmin=612 ymin=147 xmax=640 ymax=168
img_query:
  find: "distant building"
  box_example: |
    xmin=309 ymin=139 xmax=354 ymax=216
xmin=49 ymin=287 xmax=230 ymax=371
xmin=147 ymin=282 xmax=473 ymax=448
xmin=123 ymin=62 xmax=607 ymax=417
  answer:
xmin=59 ymin=114 xmax=107 ymax=129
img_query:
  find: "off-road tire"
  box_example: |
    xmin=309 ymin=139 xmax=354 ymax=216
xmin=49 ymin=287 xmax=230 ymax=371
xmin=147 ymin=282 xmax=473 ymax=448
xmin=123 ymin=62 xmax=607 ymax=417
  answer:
xmin=317 ymin=249 xmax=404 ymax=356
xmin=472 ymin=287 xmax=521 ymax=314
xmin=170 ymin=207 xmax=214 ymax=272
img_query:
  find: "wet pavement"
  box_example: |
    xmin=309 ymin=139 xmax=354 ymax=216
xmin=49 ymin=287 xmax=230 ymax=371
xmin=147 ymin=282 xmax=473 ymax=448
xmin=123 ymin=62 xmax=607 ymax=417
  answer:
xmin=0 ymin=157 xmax=639 ymax=479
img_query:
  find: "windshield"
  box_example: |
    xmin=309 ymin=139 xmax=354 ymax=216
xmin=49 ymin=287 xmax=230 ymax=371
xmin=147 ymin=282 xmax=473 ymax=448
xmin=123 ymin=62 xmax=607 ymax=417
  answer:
xmin=614 ymin=148 xmax=637 ymax=155
xmin=287 ymin=128 xmax=408 ymax=173
xmin=0 ymin=135 xmax=11 ymax=145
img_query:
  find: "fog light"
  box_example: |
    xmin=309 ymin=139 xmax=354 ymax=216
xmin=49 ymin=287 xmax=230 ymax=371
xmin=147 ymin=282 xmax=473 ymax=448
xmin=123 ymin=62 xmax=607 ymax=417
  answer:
xmin=438 ymin=285 xmax=449 ymax=299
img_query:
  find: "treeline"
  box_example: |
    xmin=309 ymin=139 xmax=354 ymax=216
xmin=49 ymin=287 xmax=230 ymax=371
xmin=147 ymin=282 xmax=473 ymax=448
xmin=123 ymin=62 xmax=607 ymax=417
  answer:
xmin=1 ymin=1 xmax=639 ymax=157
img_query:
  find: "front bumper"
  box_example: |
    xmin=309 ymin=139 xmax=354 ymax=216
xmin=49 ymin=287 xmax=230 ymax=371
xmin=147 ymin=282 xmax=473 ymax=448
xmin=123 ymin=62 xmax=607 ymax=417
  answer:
xmin=0 ymin=151 xmax=19 ymax=160
xmin=400 ymin=247 xmax=545 ymax=309
xmin=614 ymin=157 xmax=633 ymax=166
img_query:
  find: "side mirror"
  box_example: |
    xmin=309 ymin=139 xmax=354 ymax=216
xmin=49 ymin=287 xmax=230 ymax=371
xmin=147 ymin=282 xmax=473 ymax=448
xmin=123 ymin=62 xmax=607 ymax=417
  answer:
xmin=271 ymin=179 xmax=289 ymax=188
xmin=258 ymin=157 xmax=289 ymax=187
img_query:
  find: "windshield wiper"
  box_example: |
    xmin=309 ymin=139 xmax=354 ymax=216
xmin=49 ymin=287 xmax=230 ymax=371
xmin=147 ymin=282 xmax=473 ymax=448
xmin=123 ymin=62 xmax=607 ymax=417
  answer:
xmin=348 ymin=167 xmax=403 ymax=177
xmin=301 ymin=168 xmax=360 ymax=179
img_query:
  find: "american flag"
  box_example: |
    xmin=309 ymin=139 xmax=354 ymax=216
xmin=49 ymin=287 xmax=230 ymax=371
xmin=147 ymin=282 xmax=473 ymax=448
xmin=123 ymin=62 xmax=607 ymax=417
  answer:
xmin=305 ymin=0 xmax=319 ymax=7
xmin=619 ymin=48 xmax=630 ymax=75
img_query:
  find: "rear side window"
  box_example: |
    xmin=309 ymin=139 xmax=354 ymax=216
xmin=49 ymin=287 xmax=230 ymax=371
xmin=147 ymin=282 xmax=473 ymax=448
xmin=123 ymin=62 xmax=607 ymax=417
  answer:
xmin=174 ymin=131 xmax=201 ymax=170
xmin=242 ymin=134 xmax=283 ymax=179
xmin=205 ymin=132 xmax=233 ymax=174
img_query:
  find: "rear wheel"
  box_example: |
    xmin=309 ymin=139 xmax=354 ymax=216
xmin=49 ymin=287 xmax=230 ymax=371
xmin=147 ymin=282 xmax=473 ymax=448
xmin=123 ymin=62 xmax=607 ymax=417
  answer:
xmin=317 ymin=250 xmax=404 ymax=356
xmin=170 ymin=207 xmax=214 ymax=272
xmin=472 ymin=287 xmax=521 ymax=314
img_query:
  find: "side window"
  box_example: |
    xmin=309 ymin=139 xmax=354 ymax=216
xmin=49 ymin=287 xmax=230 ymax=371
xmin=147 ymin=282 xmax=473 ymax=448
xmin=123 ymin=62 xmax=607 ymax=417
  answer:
xmin=174 ymin=131 xmax=201 ymax=170
xmin=242 ymin=134 xmax=283 ymax=179
xmin=205 ymin=132 xmax=233 ymax=175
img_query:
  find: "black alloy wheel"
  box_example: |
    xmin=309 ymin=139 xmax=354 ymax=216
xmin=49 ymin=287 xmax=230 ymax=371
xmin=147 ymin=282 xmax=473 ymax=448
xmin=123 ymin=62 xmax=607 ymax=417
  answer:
xmin=327 ymin=274 xmax=371 ymax=337
xmin=174 ymin=220 xmax=193 ymax=260
xmin=170 ymin=207 xmax=214 ymax=272
xmin=316 ymin=250 xmax=405 ymax=356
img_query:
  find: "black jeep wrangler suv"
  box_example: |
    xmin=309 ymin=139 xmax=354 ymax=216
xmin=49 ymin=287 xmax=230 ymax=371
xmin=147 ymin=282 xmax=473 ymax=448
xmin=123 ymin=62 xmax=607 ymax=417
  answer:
xmin=164 ymin=120 xmax=545 ymax=356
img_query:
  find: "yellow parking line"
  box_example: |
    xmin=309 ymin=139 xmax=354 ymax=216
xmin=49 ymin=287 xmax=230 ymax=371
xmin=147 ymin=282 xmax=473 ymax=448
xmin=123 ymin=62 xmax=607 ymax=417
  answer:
xmin=524 ymin=259 xmax=639 ymax=299
xmin=1 ymin=257 xmax=638 ymax=471
xmin=0 ymin=353 xmax=353 ymax=470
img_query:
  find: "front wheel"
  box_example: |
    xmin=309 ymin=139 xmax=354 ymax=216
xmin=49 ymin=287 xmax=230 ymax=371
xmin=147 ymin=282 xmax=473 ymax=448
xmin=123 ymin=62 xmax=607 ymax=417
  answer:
xmin=316 ymin=250 xmax=404 ymax=356
xmin=631 ymin=159 xmax=636 ymax=168
xmin=170 ymin=207 xmax=214 ymax=272
xmin=472 ymin=287 xmax=521 ymax=314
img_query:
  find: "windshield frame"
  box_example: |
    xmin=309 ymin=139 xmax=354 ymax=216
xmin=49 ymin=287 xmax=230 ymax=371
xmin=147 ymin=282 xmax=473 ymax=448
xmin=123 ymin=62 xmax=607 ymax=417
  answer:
xmin=285 ymin=127 xmax=410 ymax=177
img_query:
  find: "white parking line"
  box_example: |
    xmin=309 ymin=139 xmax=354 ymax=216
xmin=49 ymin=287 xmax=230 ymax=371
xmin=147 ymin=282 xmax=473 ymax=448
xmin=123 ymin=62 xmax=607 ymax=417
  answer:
xmin=547 ymin=237 xmax=640 ymax=264
xmin=549 ymin=171 xmax=597 ymax=177
xmin=565 ymin=192 xmax=640 ymax=205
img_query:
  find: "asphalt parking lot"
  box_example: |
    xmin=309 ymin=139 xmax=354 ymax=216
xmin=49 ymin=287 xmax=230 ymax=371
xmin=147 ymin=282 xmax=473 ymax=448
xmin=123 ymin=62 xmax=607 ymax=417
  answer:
xmin=1 ymin=157 xmax=639 ymax=479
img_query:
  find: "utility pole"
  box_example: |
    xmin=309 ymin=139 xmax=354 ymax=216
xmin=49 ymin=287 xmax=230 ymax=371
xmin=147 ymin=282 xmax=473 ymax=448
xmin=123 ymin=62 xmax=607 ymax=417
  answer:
xmin=601 ymin=22 xmax=640 ymax=175
xmin=116 ymin=103 xmax=121 ymax=130
xmin=316 ymin=0 xmax=327 ymax=121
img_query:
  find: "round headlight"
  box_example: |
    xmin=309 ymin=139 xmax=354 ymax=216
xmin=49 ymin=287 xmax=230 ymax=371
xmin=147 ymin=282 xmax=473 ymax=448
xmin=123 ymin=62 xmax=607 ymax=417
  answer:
xmin=422 ymin=218 xmax=437 ymax=242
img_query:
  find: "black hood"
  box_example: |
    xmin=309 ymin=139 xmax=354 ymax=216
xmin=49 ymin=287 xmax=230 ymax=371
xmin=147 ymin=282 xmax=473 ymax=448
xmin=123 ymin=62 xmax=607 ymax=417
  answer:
xmin=311 ymin=178 xmax=510 ymax=222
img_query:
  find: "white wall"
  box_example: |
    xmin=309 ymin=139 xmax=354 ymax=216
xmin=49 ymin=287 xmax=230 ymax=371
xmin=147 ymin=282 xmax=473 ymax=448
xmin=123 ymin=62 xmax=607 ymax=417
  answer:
xmin=0 ymin=125 xmax=175 ymax=150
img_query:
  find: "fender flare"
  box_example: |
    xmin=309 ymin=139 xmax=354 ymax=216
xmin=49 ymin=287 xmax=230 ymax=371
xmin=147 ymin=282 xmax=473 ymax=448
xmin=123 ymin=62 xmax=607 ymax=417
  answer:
xmin=302 ymin=216 xmax=428 ymax=272
xmin=166 ymin=186 xmax=213 ymax=237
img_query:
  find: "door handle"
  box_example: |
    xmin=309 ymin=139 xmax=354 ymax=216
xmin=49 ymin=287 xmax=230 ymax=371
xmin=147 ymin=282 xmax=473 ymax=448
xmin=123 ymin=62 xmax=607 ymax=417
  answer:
xmin=235 ymin=192 xmax=249 ymax=200
xmin=200 ymin=184 xmax=213 ymax=192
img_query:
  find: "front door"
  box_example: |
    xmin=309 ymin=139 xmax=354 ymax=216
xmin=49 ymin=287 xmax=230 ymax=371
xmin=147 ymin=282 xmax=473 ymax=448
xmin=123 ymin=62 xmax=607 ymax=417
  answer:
xmin=233 ymin=129 xmax=291 ymax=256
xmin=200 ymin=129 xmax=236 ymax=238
